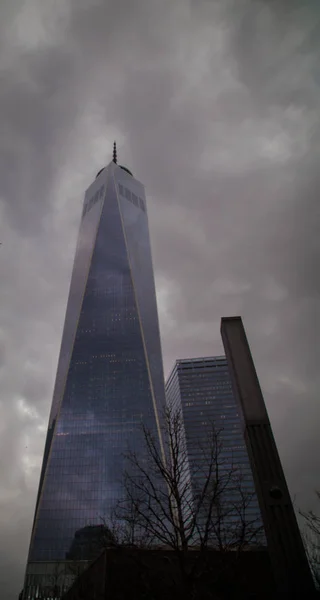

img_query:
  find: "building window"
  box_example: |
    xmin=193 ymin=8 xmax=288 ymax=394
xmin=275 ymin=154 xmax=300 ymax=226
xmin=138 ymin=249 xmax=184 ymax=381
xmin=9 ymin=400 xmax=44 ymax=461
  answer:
xmin=139 ymin=198 xmax=145 ymax=212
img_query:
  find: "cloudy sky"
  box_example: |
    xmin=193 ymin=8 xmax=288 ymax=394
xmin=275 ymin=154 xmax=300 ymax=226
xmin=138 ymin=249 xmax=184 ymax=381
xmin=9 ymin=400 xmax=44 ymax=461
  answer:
xmin=0 ymin=0 xmax=319 ymax=597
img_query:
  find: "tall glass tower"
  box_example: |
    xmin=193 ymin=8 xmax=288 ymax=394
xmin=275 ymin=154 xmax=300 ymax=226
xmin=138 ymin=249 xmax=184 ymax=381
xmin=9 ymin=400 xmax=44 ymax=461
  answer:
xmin=23 ymin=146 xmax=166 ymax=597
xmin=165 ymin=356 xmax=265 ymax=547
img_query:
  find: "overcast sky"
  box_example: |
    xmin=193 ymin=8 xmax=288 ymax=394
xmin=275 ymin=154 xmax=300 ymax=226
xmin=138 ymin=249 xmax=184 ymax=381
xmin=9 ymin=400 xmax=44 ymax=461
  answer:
xmin=0 ymin=0 xmax=319 ymax=597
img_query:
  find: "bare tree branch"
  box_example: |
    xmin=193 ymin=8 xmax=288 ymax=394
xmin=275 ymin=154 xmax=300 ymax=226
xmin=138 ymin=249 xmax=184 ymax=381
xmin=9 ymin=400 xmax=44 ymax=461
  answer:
xmin=300 ymin=492 xmax=320 ymax=588
xmin=101 ymin=401 xmax=264 ymax=597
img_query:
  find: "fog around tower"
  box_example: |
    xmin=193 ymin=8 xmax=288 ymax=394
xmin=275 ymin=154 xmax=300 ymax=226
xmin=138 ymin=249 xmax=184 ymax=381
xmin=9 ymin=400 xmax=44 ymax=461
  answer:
xmin=0 ymin=1 xmax=319 ymax=598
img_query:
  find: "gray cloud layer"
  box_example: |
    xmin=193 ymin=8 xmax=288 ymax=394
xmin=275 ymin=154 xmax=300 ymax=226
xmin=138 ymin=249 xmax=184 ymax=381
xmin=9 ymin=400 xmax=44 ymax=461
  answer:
xmin=0 ymin=1 xmax=319 ymax=597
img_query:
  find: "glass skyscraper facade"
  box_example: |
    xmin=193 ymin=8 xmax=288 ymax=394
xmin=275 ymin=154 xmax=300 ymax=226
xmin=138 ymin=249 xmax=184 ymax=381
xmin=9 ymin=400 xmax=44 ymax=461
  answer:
xmin=165 ymin=356 xmax=264 ymax=547
xmin=23 ymin=156 xmax=166 ymax=597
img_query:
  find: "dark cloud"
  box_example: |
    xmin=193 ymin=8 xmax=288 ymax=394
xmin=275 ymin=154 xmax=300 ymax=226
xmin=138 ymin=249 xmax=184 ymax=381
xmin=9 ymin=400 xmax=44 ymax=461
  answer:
xmin=0 ymin=0 xmax=319 ymax=597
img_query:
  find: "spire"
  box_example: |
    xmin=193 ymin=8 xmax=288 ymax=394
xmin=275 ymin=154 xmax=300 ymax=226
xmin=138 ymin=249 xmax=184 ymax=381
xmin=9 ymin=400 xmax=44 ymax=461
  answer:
xmin=113 ymin=141 xmax=117 ymax=164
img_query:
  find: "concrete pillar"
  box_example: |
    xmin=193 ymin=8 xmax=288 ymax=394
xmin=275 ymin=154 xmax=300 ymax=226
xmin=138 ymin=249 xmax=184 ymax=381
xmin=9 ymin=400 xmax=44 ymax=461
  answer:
xmin=221 ymin=316 xmax=315 ymax=599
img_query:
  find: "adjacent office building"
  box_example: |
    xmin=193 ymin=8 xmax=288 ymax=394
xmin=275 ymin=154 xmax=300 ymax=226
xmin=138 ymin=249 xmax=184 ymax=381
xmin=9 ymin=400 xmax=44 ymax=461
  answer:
xmin=165 ymin=356 xmax=264 ymax=547
xmin=23 ymin=146 xmax=167 ymax=598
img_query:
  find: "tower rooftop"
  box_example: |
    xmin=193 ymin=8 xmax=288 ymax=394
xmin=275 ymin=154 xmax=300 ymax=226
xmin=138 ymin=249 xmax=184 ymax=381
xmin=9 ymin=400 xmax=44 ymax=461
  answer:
xmin=96 ymin=141 xmax=133 ymax=178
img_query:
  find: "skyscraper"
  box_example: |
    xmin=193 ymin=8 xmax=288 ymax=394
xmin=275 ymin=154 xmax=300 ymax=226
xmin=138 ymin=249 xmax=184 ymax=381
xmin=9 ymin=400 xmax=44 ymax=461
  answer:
xmin=165 ymin=356 xmax=264 ymax=547
xmin=23 ymin=146 xmax=166 ymax=597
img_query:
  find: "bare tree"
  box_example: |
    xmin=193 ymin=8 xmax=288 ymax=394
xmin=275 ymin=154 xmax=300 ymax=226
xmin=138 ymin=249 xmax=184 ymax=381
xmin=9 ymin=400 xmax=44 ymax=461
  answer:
xmin=300 ymin=491 xmax=320 ymax=589
xmin=108 ymin=403 xmax=264 ymax=597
